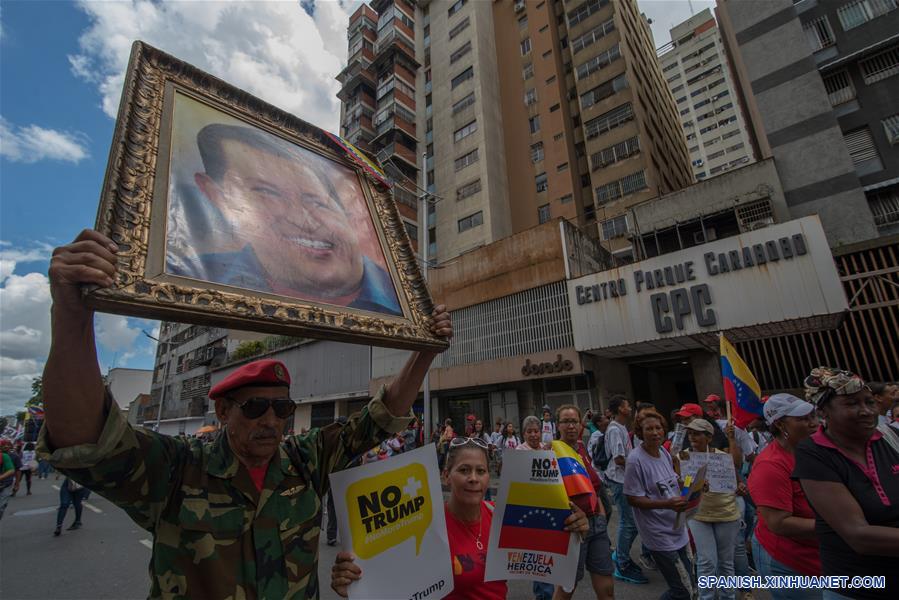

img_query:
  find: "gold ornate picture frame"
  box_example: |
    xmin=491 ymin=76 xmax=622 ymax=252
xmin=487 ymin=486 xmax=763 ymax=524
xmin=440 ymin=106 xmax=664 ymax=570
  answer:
xmin=87 ymin=41 xmax=446 ymax=352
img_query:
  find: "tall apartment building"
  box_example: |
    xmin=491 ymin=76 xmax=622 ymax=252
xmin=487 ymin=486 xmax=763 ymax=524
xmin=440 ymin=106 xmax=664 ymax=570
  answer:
xmin=796 ymin=0 xmax=899 ymax=237
xmin=658 ymin=9 xmax=755 ymax=182
xmin=337 ymin=0 xmax=421 ymax=245
xmin=339 ymin=0 xmax=692 ymax=263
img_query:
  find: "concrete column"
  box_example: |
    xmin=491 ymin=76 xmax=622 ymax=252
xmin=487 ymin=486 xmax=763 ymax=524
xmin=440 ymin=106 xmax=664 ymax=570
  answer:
xmin=595 ymin=357 xmax=634 ymax=409
xmin=691 ymin=351 xmax=722 ymax=402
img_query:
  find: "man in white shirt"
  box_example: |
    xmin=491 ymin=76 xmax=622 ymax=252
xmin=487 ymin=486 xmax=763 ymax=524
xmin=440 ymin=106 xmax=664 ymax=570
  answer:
xmin=603 ymin=396 xmax=647 ymax=584
xmin=540 ymin=405 xmax=556 ymax=445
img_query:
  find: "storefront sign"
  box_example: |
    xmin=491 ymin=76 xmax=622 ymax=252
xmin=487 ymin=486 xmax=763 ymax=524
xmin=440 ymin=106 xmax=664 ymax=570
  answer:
xmin=568 ymin=217 xmax=846 ymax=351
xmin=522 ymin=355 xmax=574 ymax=376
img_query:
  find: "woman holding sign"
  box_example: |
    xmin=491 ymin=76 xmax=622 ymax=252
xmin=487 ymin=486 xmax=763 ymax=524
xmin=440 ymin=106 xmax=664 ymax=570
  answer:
xmin=330 ymin=437 xmax=590 ymax=599
xmin=680 ymin=418 xmax=745 ymax=600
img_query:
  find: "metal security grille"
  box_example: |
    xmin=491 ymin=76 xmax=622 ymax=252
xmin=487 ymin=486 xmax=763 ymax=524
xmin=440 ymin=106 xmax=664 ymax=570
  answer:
xmin=735 ymin=239 xmax=899 ymax=390
xmin=859 ymin=45 xmax=899 ymax=84
xmin=435 ymin=282 xmax=573 ymax=368
xmin=844 ymin=127 xmax=881 ymax=166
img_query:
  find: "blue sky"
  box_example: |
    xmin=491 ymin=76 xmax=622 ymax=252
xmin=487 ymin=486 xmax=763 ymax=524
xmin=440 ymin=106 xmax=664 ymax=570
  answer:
xmin=0 ymin=0 xmax=709 ymax=415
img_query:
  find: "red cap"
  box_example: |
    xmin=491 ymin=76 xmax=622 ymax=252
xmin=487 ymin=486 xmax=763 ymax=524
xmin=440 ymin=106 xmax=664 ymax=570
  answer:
xmin=703 ymin=394 xmax=721 ymax=403
xmin=675 ymin=403 xmax=703 ymax=418
xmin=209 ymin=359 xmax=291 ymax=400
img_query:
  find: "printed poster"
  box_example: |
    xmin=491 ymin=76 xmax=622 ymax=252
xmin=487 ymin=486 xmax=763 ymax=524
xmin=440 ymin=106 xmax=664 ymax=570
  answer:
xmin=329 ymin=445 xmax=453 ymax=600
xmin=679 ymin=451 xmax=737 ymax=493
xmin=484 ymin=450 xmax=579 ymax=588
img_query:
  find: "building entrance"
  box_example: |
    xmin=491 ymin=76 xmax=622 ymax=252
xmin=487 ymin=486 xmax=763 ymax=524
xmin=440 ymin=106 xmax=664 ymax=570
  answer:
xmin=629 ymin=355 xmax=697 ymax=419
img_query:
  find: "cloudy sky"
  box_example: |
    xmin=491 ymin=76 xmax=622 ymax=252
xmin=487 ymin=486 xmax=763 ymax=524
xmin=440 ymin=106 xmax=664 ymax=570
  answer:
xmin=0 ymin=0 xmax=712 ymax=415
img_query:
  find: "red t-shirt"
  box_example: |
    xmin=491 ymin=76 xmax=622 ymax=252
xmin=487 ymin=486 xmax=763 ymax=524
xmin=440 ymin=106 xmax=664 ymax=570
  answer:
xmin=247 ymin=465 xmax=267 ymax=492
xmin=443 ymin=502 xmax=507 ymax=600
xmin=747 ymin=440 xmax=821 ymax=576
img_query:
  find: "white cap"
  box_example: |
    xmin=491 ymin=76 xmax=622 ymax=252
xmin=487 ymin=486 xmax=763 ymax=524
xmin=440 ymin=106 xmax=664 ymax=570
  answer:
xmin=763 ymin=393 xmax=814 ymax=425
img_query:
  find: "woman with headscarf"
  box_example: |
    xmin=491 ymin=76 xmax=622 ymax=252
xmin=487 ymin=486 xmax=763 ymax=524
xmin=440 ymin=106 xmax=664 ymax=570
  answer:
xmin=794 ymin=367 xmax=899 ymax=600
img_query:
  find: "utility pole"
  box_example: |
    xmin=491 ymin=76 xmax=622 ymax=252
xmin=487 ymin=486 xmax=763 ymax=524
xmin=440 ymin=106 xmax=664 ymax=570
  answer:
xmin=420 ymin=151 xmax=432 ymax=443
xmin=144 ymin=329 xmax=172 ymax=433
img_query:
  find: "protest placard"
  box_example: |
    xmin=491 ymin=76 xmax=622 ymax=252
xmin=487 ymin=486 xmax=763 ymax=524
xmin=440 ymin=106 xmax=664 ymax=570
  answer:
xmin=484 ymin=450 xmax=579 ymax=589
xmin=329 ymin=445 xmax=453 ymax=600
xmin=670 ymin=423 xmax=686 ymax=454
xmin=675 ymin=463 xmax=707 ymax=530
xmin=679 ymin=451 xmax=737 ymax=493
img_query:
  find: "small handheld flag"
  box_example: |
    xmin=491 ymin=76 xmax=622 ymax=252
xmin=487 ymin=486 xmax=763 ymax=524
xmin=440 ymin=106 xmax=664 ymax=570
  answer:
xmin=497 ymin=481 xmax=572 ymax=555
xmin=551 ymin=441 xmax=597 ymax=514
xmin=720 ymin=335 xmax=764 ymax=429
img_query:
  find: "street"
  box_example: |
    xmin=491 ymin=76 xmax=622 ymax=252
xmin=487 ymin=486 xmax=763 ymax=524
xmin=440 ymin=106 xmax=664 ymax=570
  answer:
xmin=0 ymin=476 xmax=682 ymax=599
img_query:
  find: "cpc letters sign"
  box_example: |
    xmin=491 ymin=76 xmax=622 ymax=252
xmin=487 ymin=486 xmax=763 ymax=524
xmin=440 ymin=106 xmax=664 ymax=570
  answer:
xmin=567 ymin=217 xmax=846 ymax=352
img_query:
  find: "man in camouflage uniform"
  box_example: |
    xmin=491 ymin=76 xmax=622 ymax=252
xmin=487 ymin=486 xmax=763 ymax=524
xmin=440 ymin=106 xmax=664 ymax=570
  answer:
xmin=38 ymin=229 xmax=452 ymax=599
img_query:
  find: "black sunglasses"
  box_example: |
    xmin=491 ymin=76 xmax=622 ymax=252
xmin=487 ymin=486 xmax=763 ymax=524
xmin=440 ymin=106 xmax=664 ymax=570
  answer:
xmin=231 ymin=396 xmax=297 ymax=419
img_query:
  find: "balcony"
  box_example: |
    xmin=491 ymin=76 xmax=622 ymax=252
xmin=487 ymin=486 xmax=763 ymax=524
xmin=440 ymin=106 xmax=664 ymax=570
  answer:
xmin=373 ymin=27 xmax=419 ymax=69
xmin=377 ymin=141 xmax=417 ymax=168
xmin=337 ymin=61 xmax=376 ymax=101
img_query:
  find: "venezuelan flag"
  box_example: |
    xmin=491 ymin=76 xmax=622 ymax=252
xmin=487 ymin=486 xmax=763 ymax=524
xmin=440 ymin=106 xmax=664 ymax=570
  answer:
xmin=551 ymin=440 xmax=597 ymax=514
xmin=498 ymin=481 xmax=572 ymax=555
xmin=720 ymin=335 xmax=764 ymax=429
xmin=322 ymin=131 xmax=391 ymax=187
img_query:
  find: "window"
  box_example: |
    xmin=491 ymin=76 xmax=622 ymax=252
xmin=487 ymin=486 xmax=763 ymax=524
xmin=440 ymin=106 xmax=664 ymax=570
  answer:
xmin=575 ymin=44 xmax=621 ymax=80
xmin=450 ymin=41 xmax=472 ymax=64
xmin=448 ymin=0 xmax=467 ymax=17
xmin=662 ymin=61 xmax=678 ymax=73
xmin=521 ymin=38 xmax=532 ymax=55
xmin=529 ymin=115 xmax=541 ymax=134
xmin=859 ymin=45 xmax=899 ymax=84
xmin=542 ymin=50 xmax=552 ymax=59
xmin=584 ymin=203 xmax=596 ymax=221
xmin=590 ymin=135 xmax=640 ymax=169
xmin=844 ymin=127 xmax=884 ymax=173
xmin=595 ymin=170 xmax=646 ymax=204
xmin=454 ymin=148 xmax=479 ymax=171
xmin=454 ymin=120 xmax=478 ymax=142
xmin=538 ymin=204 xmax=551 ymax=224
xmin=600 ymin=215 xmax=628 ymax=240
xmin=531 ymin=142 xmax=544 ymax=162
xmin=457 ymin=179 xmax=482 ymax=201
xmin=404 ymin=221 xmax=418 ymax=241
xmin=452 ymin=94 xmax=475 ymax=117
xmin=726 ymin=142 xmax=745 ymax=153
xmin=822 ymin=70 xmax=856 ymax=106
xmin=451 ymin=66 xmax=474 ymax=89
xmin=882 ymin=114 xmax=899 ymax=145
xmin=535 ymin=172 xmax=548 ymax=193
xmin=803 ymin=16 xmax=835 ymax=52
xmin=557 ymin=162 xmax=569 ymax=172
xmin=580 ymin=73 xmax=628 ymax=109
xmin=525 ymin=88 xmax=538 ymax=106
xmin=570 ymin=17 xmax=615 ymax=54
xmin=584 ymin=103 xmax=634 ymax=139
xmin=458 ymin=210 xmax=483 ymax=232
xmin=554 ymin=132 xmax=564 ymax=141
xmin=523 ymin=62 xmax=534 ymax=79
xmin=559 ymin=194 xmax=573 ymax=204
xmin=837 ymin=0 xmax=897 ymax=30
xmin=708 ymin=150 xmax=725 ymax=160
xmin=868 ymin=187 xmax=899 ymax=226
xmin=449 ymin=16 xmax=469 ymax=39
xmin=568 ymin=0 xmax=609 ymax=27
xmin=550 ymin=103 xmax=560 ymax=112
xmin=518 ymin=15 xmax=528 ymax=29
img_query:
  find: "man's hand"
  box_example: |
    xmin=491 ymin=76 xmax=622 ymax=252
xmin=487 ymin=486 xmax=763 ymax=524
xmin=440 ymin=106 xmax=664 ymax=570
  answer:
xmin=725 ymin=421 xmax=735 ymax=440
xmin=429 ymin=304 xmax=452 ymax=341
xmin=330 ymin=551 xmax=362 ymax=598
xmin=48 ymin=229 xmax=118 ymax=317
xmin=666 ymin=496 xmax=689 ymax=512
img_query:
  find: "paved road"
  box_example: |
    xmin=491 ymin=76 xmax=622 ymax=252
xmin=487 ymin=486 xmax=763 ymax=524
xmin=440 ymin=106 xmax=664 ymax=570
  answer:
xmin=2 ymin=475 xmax=761 ymax=599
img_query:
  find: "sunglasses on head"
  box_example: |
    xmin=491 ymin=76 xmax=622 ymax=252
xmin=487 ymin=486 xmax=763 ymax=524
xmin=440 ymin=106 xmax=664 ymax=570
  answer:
xmin=450 ymin=437 xmax=489 ymax=449
xmin=230 ymin=396 xmax=297 ymax=419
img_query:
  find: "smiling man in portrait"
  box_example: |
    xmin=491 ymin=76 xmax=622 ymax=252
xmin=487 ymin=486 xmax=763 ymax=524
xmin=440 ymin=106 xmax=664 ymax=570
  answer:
xmin=165 ymin=114 xmax=402 ymax=317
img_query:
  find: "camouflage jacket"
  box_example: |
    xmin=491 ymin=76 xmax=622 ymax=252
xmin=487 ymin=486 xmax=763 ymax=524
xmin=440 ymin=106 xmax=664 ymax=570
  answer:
xmin=36 ymin=386 xmax=411 ymax=599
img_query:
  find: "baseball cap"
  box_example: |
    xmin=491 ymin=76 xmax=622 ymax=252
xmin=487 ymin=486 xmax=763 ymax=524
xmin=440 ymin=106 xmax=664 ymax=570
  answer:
xmin=675 ymin=403 xmax=703 ymax=418
xmin=763 ymin=393 xmax=814 ymax=425
xmin=685 ymin=419 xmax=714 ymax=434
xmin=703 ymin=394 xmax=722 ymax=403
xmin=209 ymin=359 xmax=291 ymax=399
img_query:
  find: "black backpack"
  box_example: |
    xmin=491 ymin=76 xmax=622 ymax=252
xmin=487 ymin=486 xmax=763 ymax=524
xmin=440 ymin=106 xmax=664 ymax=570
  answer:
xmin=591 ymin=435 xmax=611 ymax=471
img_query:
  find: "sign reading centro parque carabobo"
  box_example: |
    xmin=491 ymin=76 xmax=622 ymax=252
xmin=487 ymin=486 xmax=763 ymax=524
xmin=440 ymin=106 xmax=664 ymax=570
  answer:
xmin=567 ymin=217 xmax=847 ymax=352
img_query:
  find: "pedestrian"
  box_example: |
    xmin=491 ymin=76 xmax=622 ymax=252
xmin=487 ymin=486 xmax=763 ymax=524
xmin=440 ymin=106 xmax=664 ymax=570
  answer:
xmin=603 ymin=395 xmax=649 ymax=584
xmin=540 ymin=405 xmax=556 ymax=445
xmin=868 ymin=382 xmax=894 ymax=427
xmin=794 ymin=368 xmax=899 ymax=599
xmin=586 ymin=411 xmax=610 ymax=471
xmin=681 ymin=418 xmax=744 ymax=600
xmin=623 ymin=410 xmax=694 ymax=600
xmin=0 ymin=441 xmax=17 ymax=520
xmin=329 ymin=437 xmax=590 ymax=599
xmin=747 ymin=393 xmax=822 ymax=600
xmin=516 ymin=415 xmax=554 ymax=600
xmin=54 ymin=476 xmax=91 ymax=536
xmin=402 ymin=418 xmax=418 ymax=452
xmin=553 ymin=404 xmax=615 ymax=600
xmin=14 ymin=441 xmax=36 ymax=496
xmin=36 ymin=228 xmax=452 ymax=599
xmin=890 ymin=399 xmax=899 ymax=431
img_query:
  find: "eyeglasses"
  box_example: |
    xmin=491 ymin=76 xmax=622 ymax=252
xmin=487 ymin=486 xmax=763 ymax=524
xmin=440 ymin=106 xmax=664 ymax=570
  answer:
xmin=558 ymin=419 xmax=580 ymax=426
xmin=231 ymin=396 xmax=297 ymax=419
xmin=450 ymin=437 xmax=489 ymax=449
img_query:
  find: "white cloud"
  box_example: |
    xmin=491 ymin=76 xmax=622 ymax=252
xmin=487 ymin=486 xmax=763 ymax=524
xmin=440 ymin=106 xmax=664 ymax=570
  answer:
xmin=0 ymin=117 xmax=90 ymax=164
xmin=69 ymin=0 xmax=362 ymax=132
xmin=94 ymin=313 xmax=142 ymax=352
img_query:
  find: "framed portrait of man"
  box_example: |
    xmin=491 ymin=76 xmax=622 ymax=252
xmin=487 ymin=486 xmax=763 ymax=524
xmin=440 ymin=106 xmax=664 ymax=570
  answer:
xmin=87 ymin=42 xmax=446 ymax=352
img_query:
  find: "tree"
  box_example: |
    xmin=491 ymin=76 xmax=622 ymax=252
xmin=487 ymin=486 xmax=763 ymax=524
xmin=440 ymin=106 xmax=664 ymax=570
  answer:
xmin=27 ymin=376 xmax=43 ymax=407
xmin=230 ymin=340 xmax=266 ymax=361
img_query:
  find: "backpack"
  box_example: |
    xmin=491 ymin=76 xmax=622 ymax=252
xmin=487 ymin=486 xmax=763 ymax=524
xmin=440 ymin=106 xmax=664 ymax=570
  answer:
xmin=591 ymin=434 xmax=611 ymax=471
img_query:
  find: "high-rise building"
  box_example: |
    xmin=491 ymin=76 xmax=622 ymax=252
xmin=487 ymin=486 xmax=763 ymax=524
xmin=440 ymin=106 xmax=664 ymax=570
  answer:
xmin=337 ymin=0 xmax=421 ymax=246
xmin=338 ymin=0 xmax=693 ymax=265
xmin=658 ymin=8 xmax=756 ymax=182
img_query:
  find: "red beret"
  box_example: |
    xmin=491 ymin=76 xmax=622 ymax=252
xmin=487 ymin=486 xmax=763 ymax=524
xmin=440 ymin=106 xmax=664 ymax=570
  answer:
xmin=209 ymin=359 xmax=291 ymax=399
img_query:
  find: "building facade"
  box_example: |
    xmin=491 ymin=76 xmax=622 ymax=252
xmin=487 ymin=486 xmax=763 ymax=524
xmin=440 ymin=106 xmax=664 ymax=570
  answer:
xmin=658 ymin=8 xmax=756 ymax=182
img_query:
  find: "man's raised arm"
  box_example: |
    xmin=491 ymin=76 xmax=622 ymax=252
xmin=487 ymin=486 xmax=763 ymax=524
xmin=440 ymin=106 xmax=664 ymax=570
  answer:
xmin=43 ymin=229 xmax=119 ymax=448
